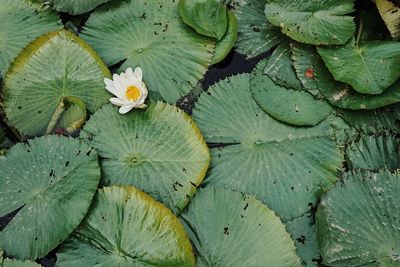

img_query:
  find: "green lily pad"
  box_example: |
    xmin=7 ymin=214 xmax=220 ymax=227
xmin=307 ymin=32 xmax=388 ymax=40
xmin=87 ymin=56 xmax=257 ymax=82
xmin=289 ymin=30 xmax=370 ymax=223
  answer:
xmin=346 ymin=135 xmax=400 ymax=171
xmin=180 ymin=187 xmax=301 ymax=266
xmin=318 ymin=38 xmax=400 ymax=95
xmin=2 ymin=30 xmax=111 ymax=138
xmin=264 ymin=39 xmax=302 ymax=90
xmin=192 ymin=74 xmax=342 ymax=220
xmin=285 ymin=214 xmax=320 ymax=267
xmin=53 ymin=97 xmax=87 ymax=135
xmin=56 ymin=186 xmax=195 ymax=267
xmin=234 ymin=0 xmax=283 ymax=59
xmin=179 ymin=0 xmax=228 ymax=40
xmin=265 ymin=0 xmax=355 ymax=45
xmin=81 ymin=102 xmax=210 ymax=214
xmin=212 ymin=10 xmax=238 ymax=64
xmin=0 ymin=0 xmax=61 ymax=77
xmin=81 ymin=0 xmax=214 ymax=103
xmin=376 ymin=0 xmax=400 ymax=40
xmin=251 ymin=58 xmax=332 ymax=127
xmin=2 ymin=259 xmax=41 ymax=267
xmin=45 ymin=0 xmax=111 ymax=15
xmin=292 ymin=43 xmax=400 ymax=110
xmin=316 ymin=171 xmax=400 ymax=266
xmin=0 ymin=135 xmax=100 ymax=260
xmin=338 ymin=104 xmax=400 ymax=135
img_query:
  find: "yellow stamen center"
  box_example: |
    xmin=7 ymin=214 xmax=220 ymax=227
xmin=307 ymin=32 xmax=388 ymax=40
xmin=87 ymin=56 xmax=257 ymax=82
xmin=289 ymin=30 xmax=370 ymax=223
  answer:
xmin=125 ymin=85 xmax=141 ymax=101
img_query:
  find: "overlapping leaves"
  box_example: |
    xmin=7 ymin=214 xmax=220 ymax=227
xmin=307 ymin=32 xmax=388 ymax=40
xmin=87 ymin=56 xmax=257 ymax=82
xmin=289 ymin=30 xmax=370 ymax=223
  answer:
xmin=81 ymin=102 xmax=210 ymax=214
xmin=81 ymin=0 xmax=214 ymax=103
xmin=0 ymin=136 xmax=100 ymax=260
xmin=2 ymin=30 xmax=110 ymax=138
xmin=0 ymin=0 xmax=61 ymax=77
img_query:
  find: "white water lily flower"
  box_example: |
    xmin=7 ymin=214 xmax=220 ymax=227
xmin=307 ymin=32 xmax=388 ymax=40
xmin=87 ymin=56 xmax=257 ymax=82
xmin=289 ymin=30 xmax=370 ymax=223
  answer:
xmin=104 ymin=67 xmax=148 ymax=114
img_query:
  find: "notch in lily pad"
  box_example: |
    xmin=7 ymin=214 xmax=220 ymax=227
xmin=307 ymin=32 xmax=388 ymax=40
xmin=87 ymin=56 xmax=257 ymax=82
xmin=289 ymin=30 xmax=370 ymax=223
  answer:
xmin=179 ymin=0 xmax=228 ymax=40
xmin=2 ymin=30 xmax=111 ymax=138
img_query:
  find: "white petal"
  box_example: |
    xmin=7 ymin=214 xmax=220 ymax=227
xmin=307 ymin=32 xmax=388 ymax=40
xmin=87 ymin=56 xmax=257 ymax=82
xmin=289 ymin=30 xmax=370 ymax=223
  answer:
xmin=134 ymin=67 xmax=143 ymax=81
xmin=141 ymin=82 xmax=148 ymax=98
xmin=104 ymin=77 xmax=114 ymax=88
xmin=125 ymin=67 xmax=134 ymax=79
xmin=126 ymin=70 xmax=140 ymax=87
xmin=109 ymin=97 xmax=128 ymax=106
xmin=113 ymin=74 xmax=128 ymax=100
xmin=119 ymin=103 xmax=136 ymax=114
xmin=137 ymin=103 xmax=147 ymax=109
xmin=137 ymin=97 xmax=146 ymax=105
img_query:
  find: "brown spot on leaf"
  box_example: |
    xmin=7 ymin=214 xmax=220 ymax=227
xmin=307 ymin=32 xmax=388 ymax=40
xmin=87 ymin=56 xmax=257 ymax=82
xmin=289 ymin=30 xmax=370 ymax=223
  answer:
xmin=305 ymin=68 xmax=314 ymax=78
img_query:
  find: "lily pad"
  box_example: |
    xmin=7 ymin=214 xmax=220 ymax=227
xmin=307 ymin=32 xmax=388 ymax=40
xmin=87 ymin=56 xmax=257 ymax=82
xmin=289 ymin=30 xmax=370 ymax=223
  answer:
xmin=0 ymin=0 xmax=61 ymax=77
xmin=316 ymin=171 xmax=400 ymax=266
xmin=338 ymin=104 xmax=400 ymax=135
xmin=2 ymin=259 xmax=41 ymax=267
xmin=56 ymin=186 xmax=195 ymax=267
xmin=180 ymin=187 xmax=301 ymax=267
xmin=45 ymin=0 xmax=112 ymax=15
xmin=265 ymin=0 xmax=355 ymax=45
xmin=234 ymin=0 xmax=283 ymax=59
xmin=2 ymin=30 xmax=111 ymax=138
xmin=346 ymin=135 xmax=400 ymax=171
xmin=292 ymin=43 xmax=400 ymax=110
xmin=212 ymin=10 xmax=238 ymax=64
xmin=81 ymin=0 xmax=214 ymax=103
xmin=251 ymin=58 xmax=332 ymax=127
xmin=285 ymin=214 xmax=320 ymax=267
xmin=264 ymin=39 xmax=302 ymax=90
xmin=179 ymin=0 xmax=228 ymax=40
xmin=318 ymin=38 xmax=400 ymax=95
xmin=0 ymin=135 xmax=100 ymax=260
xmin=376 ymin=0 xmax=400 ymax=40
xmin=81 ymin=102 xmax=210 ymax=214
xmin=192 ymin=74 xmax=342 ymax=220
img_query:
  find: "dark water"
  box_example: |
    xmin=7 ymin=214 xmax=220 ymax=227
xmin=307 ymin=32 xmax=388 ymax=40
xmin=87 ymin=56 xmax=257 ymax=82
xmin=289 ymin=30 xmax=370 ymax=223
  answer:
xmin=177 ymin=50 xmax=269 ymax=114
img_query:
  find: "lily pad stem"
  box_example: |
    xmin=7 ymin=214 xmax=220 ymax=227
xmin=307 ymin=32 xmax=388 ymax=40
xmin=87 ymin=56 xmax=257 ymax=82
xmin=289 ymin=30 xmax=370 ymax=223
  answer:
xmin=356 ymin=17 xmax=363 ymax=47
xmin=46 ymin=99 xmax=65 ymax=134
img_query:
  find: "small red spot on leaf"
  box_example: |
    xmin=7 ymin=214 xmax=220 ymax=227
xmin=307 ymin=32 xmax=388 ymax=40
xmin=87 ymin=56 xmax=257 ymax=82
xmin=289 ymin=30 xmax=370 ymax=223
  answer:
xmin=305 ymin=68 xmax=314 ymax=78
xmin=54 ymin=128 xmax=67 ymax=136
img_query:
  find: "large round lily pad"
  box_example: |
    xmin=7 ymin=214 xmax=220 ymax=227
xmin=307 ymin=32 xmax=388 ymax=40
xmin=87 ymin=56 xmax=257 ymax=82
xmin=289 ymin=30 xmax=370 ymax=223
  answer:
xmin=0 ymin=0 xmax=61 ymax=77
xmin=317 ymin=171 xmax=400 ymax=266
xmin=180 ymin=187 xmax=301 ymax=267
xmin=234 ymin=0 xmax=283 ymax=59
xmin=251 ymin=58 xmax=332 ymax=126
xmin=56 ymin=186 xmax=195 ymax=267
xmin=0 ymin=135 xmax=100 ymax=260
xmin=81 ymin=102 xmax=210 ymax=214
xmin=292 ymin=43 xmax=400 ymax=110
xmin=265 ymin=0 xmax=355 ymax=45
xmin=81 ymin=0 xmax=214 ymax=103
xmin=2 ymin=30 xmax=111 ymax=138
xmin=45 ymin=0 xmax=112 ymax=15
xmin=318 ymin=38 xmax=400 ymax=95
xmin=192 ymin=74 xmax=342 ymax=221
